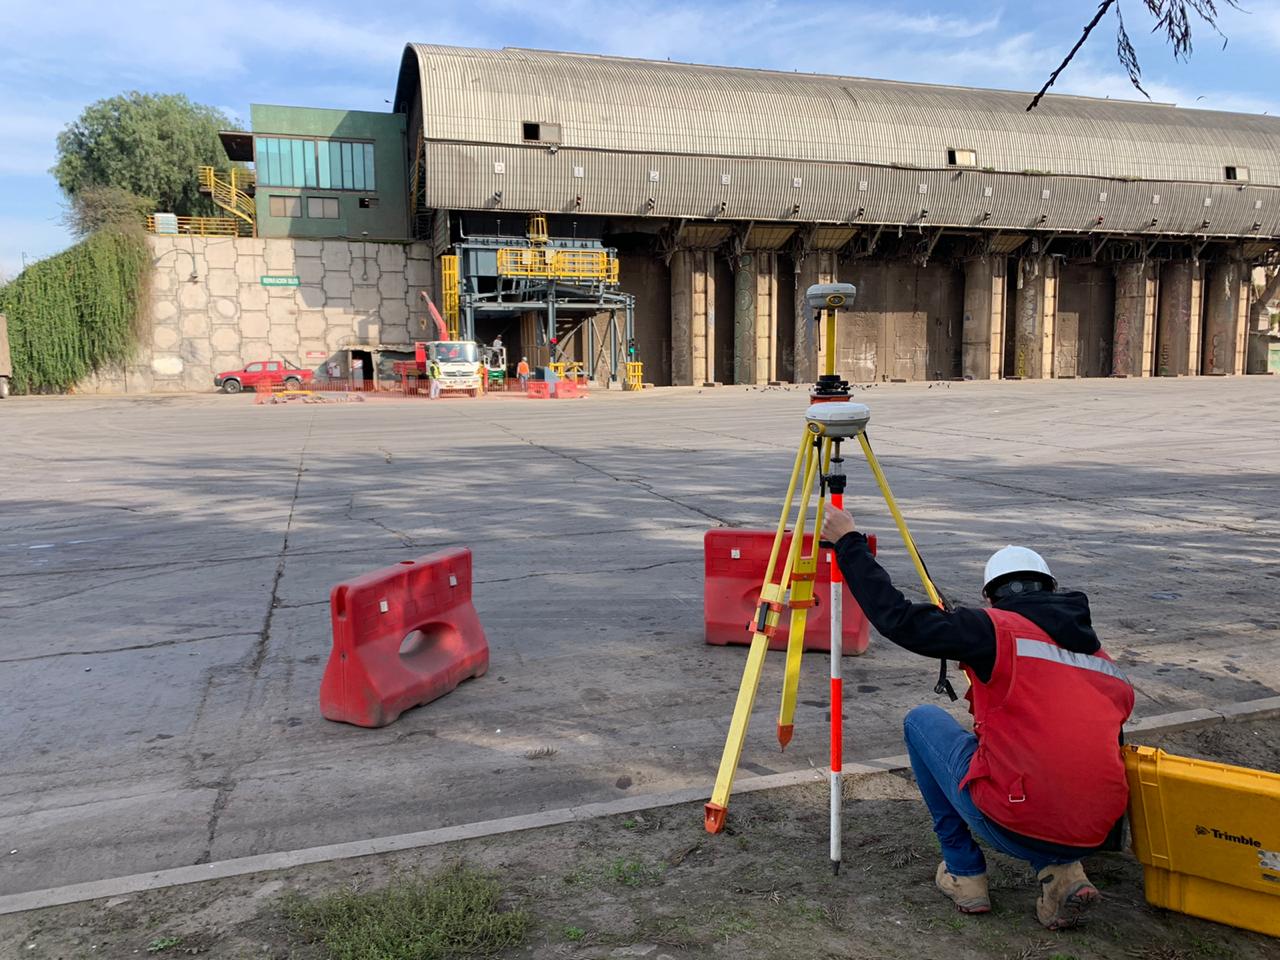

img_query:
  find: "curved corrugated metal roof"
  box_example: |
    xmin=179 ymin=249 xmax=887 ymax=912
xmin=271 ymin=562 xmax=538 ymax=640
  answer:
xmin=396 ymin=44 xmax=1280 ymax=187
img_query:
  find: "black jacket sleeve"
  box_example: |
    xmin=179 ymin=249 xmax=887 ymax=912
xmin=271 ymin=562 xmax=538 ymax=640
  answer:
xmin=833 ymin=531 xmax=997 ymax=683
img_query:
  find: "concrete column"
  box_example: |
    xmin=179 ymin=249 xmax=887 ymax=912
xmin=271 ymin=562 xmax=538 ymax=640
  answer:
xmin=753 ymin=251 xmax=778 ymax=383
xmin=1202 ymin=261 xmax=1244 ymax=375
xmin=1156 ymin=260 xmax=1193 ymax=376
xmin=669 ymin=250 xmax=693 ymax=386
xmin=1012 ymin=257 xmax=1055 ymax=379
xmin=1112 ymin=261 xmax=1156 ymax=377
xmin=1235 ymin=276 xmax=1251 ymax=375
xmin=733 ymin=252 xmax=757 ymax=385
xmin=795 ymin=251 xmax=835 ymax=383
xmin=692 ymin=249 xmax=716 ymax=385
xmin=1142 ymin=267 xmax=1158 ymax=376
xmin=1188 ymin=263 xmax=1204 ymax=375
xmin=962 ymin=257 xmax=1006 ymax=379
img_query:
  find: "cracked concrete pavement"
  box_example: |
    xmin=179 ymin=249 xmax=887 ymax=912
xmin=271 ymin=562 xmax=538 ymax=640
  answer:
xmin=1 ymin=378 xmax=1278 ymax=895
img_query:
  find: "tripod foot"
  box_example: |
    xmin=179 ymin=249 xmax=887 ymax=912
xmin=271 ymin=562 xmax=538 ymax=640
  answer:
xmin=777 ymin=723 xmax=794 ymax=749
xmin=704 ymin=803 xmax=727 ymax=834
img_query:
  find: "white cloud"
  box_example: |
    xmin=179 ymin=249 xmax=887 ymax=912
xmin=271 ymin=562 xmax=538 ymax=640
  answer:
xmin=0 ymin=1 xmax=415 ymax=83
xmin=1052 ymin=68 xmax=1280 ymax=115
xmin=863 ymin=9 xmax=1001 ymax=40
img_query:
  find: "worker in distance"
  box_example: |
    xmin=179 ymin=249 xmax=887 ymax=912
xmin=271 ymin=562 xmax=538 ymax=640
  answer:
xmin=821 ymin=504 xmax=1134 ymax=930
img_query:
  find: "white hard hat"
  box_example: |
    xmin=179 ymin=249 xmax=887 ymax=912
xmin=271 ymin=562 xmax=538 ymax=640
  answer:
xmin=983 ymin=546 xmax=1054 ymax=594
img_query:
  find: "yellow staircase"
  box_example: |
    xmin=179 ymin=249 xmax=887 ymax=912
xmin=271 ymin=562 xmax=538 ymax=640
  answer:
xmin=441 ymin=255 xmax=461 ymax=339
xmin=198 ymin=166 xmax=256 ymax=236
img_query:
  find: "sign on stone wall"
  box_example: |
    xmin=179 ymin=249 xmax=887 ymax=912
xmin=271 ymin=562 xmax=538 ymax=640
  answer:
xmin=260 ymin=275 xmax=301 ymax=287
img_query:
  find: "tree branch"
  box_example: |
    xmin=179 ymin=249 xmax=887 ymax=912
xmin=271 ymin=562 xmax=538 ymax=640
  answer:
xmin=1027 ymin=1 xmax=1117 ymax=111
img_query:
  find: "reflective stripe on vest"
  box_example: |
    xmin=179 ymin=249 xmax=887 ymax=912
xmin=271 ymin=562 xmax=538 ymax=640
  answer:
xmin=1015 ymin=638 xmax=1131 ymax=685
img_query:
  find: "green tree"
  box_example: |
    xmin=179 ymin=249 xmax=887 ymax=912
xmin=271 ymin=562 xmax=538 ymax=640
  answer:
xmin=53 ymin=92 xmax=235 ymax=217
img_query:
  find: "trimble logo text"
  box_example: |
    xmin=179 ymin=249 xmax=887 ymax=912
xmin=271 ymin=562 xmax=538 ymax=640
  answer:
xmin=1195 ymin=825 xmax=1262 ymax=848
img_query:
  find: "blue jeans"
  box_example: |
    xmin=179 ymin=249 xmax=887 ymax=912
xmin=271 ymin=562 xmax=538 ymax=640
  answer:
xmin=903 ymin=704 xmax=1079 ymax=876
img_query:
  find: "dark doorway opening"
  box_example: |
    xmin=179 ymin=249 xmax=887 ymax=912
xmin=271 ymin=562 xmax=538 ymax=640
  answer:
xmin=1002 ymin=258 xmax=1017 ymax=378
xmin=475 ymin=316 xmax=522 ymax=374
xmin=777 ymin=255 xmax=797 ymax=382
xmin=714 ymin=256 xmax=735 ymax=383
xmin=350 ymin=349 xmax=374 ymax=388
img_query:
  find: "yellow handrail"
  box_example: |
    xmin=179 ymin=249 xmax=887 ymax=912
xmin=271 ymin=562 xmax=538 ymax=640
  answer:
xmin=527 ymin=213 xmax=549 ymax=244
xmin=625 ymin=361 xmax=644 ymax=390
xmin=199 ymin=166 xmax=256 ymax=230
xmin=146 ymin=215 xmax=243 ymax=237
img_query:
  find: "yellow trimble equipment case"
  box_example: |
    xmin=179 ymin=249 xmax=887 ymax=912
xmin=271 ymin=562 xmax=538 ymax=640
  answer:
xmin=1125 ymin=745 xmax=1280 ymax=937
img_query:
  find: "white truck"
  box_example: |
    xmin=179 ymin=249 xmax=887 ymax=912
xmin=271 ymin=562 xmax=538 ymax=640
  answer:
xmin=422 ymin=340 xmax=483 ymax=395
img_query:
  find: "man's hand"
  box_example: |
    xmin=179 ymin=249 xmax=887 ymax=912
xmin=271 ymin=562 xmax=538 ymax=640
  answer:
xmin=821 ymin=503 xmax=856 ymax=544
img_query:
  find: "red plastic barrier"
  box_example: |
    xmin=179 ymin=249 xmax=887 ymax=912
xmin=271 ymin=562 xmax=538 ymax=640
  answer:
xmin=320 ymin=548 xmax=489 ymax=727
xmin=527 ymin=381 xmax=551 ymax=399
xmin=703 ymin=529 xmax=876 ymax=654
xmin=555 ymin=380 xmax=580 ymax=398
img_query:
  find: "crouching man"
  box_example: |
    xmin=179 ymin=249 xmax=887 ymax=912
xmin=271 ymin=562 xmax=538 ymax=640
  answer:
xmin=822 ymin=504 xmax=1134 ymax=930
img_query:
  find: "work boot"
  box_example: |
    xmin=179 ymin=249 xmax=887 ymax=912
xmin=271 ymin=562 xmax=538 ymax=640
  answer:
xmin=1036 ymin=861 xmax=1100 ymax=930
xmin=934 ymin=861 xmax=991 ymax=914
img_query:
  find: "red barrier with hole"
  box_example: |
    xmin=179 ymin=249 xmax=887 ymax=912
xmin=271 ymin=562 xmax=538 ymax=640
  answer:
xmin=555 ymin=380 xmax=580 ymax=398
xmin=703 ymin=529 xmax=876 ymax=654
xmin=527 ymin=381 xmax=551 ymax=399
xmin=320 ymin=548 xmax=489 ymax=727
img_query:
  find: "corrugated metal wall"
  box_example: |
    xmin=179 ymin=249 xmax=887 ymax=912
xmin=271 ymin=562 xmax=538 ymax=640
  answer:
xmin=403 ymin=45 xmax=1280 ymax=186
xmin=424 ymin=142 xmax=1280 ymax=239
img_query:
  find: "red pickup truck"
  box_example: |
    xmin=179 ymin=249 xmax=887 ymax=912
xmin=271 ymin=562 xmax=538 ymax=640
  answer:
xmin=214 ymin=360 xmax=313 ymax=394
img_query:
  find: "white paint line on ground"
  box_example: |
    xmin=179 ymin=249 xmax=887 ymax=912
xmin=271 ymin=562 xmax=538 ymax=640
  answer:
xmin=2 ymin=696 xmax=1277 ymax=917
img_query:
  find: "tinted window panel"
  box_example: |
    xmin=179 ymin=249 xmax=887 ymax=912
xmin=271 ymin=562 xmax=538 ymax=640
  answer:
xmin=341 ymin=142 xmax=354 ymax=190
xmin=303 ymin=140 xmax=317 ymax=187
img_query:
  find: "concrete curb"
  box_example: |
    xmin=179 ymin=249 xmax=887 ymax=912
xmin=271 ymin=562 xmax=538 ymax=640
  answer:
xmin=3 ymin=695 xmax=1277 ymax=917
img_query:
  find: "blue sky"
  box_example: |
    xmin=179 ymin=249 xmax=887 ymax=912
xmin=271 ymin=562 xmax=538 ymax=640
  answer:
xmin=3 ymin=0 xmax=1279 ymax=279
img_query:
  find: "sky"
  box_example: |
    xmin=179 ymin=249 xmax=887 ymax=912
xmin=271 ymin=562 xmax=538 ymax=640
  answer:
xmin=2 ymin=0 xmax=1280 ymax=280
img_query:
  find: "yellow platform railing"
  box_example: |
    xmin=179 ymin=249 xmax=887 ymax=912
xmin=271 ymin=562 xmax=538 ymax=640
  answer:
xmin=496 ymin=247 xmax=619 ymax=282
xmin=146 ymin=215 xmax=242 ymax=237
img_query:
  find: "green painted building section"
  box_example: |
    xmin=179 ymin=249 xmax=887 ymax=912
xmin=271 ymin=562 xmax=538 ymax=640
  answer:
xmin=249 ymin=104 xmax=409 ymax=240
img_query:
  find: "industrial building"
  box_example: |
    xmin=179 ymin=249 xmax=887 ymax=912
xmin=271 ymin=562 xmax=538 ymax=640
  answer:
xmin=133 ymin=43 xmax=1280 ymax=392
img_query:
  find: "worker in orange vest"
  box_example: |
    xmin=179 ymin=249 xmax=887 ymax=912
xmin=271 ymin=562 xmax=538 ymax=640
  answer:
xmin=822 ymin=505 xmax=1133 ymax=930
xmin=516 ymin=356 xmax=531 ymax=391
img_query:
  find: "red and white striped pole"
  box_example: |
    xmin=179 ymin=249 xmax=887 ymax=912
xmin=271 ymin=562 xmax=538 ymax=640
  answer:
xmin=827 ymin=442 xmax=846 ymax=875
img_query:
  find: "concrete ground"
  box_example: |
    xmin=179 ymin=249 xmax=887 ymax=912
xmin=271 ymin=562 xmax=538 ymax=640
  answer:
xmin=2 ymin=378 xmax=1277 ymax=896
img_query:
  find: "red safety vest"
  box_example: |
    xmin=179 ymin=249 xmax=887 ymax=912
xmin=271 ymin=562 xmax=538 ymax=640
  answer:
xmin=960 ymin=608 xmax=1135 ymax=847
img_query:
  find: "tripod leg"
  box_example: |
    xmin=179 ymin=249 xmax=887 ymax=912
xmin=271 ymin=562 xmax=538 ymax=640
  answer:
xmin=705 ymin=427 xmax=811 ymax=833
xmin=777 ymin=436 xmax=831 ymax=747
xmin=856 ymin=432 xmax=943 ymax=608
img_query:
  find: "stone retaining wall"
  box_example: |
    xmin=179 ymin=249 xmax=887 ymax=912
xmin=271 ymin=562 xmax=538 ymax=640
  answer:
xmin=83 ymin=236 xmax=434 ymax=393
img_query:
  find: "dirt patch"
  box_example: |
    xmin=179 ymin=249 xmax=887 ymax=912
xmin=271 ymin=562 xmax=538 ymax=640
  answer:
xmin=3 ymin=717 xmax=1276 ymax=960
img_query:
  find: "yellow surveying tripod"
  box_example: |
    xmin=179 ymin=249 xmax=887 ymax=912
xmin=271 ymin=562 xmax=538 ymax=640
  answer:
xmin=704 ymin=284 xmax=950 ymax=874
